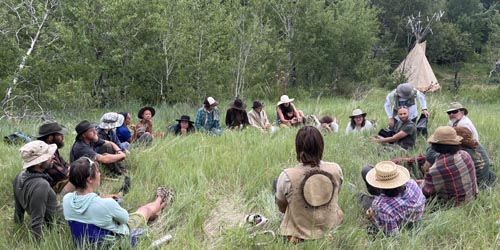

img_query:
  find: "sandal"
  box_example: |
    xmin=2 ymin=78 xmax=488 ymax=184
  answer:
xmin=156 ymin=186 xmax=175 ymax=204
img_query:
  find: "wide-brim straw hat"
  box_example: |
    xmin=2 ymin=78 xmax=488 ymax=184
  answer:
xmin=446 ymin=102 xmax=468 ymax=116
xmin=349 ymin=109 xmax=367 ymax=118
xmin=366 ymin=161 xmax=410 ymax=189
xmin=35 ymin=121 xmax=68 ymax=138
xmin=302 ymin=172 xmax=334 ymax=207
xmin=20 ymin=140 xmax=57 ymax=169
xmin=427 ymin=126 xmax=463 ymax=145
xmin=138 ymin=106 xmax=156 ymax=119
xmin=277 ymin=95 xmax=294 ymax=106
xmin=396 ymin=83 xmax=415 ymax=100
xmin=99 ymin=112 xmax=124 ymax=129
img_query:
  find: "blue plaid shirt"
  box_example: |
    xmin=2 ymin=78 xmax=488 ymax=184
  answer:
xmin=372 ymin=179 xmax=426 ymax=236
xmin=195 ymin=107 xmax=221 ymax=131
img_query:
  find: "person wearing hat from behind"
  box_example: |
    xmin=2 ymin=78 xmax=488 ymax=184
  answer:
xmin=225 ymin=98 xmax=249 ymax=130
xmin=70 ymin=120 xmax=127 ymax=176
xmin=446 ymin=102 xmax=479 ymax=142
xmin=248 ymin=100 xmax=275 ymax=132
xmin=364 ymin=161 xmax=425 ymax=236
xmin=384 ymin=83 xmax=429 ymax=129
xmin=132 ymin=106 xmax=155 ymax=143
xmin=345 ymin=108 xmax=373 ymax=134
xmin=419 ymin=126 xmax=478 ymax=207
xmin=195 ymin=96 xmax=223 ymax=135
xmin=168 ymin=115 xmax=195 ymax=136
xmin=36 ymin=121 xmax=75 ymax=196
xmin=275 ymin=126 xmax=344 ymax=243
xmin=97 ymin=112 xmax=129 ymax=153
xmin=13 ymin=140 xmax=61 ymax=241
xmin=276 ymin=94 xmax=305 ymax=128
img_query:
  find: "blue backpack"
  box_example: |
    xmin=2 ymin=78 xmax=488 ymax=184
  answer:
xmin=3 ymin=132 xmax=32 ymax=145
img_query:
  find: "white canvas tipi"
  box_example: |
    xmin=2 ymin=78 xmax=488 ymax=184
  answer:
xmin=394 ymin=41 xmax=440 ymax=92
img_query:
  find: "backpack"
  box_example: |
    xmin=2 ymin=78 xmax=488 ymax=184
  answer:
xmin=4 ymin=132 xmax=32 ymax=145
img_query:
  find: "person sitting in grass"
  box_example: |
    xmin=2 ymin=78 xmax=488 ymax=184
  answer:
xmin=97 ymin=112 xmax=127 ymax=152
xmin=14 ymin=140 xmax=61 ymax=242
xmin=345 ymin=109 xmax=373 ymax=134
xmin=195 ymin=96 xmax=222 ymax=135
xmin=36 ymin=121 xmax=75 ymax=196
xmin=63 ymin=157 xmax=173 ymax=246
xmin=168 ymin=115 xmax=195 ymax=136
xmin=371 ymin=106 xmax=416 ymax=151
xmin=132 ymin=106 xmax=155 ymax=143
xmin=364 ymin=161 xmax=425 ymax=236
xmin=276 ymin=95 xmax=305 ymax=128
xmin=247 ymin=100 xmax=274 ymax=132
xmin=225 ymin=98 xmax=250 ymax=130
xmin=275 ymin=126 xmax=344 ymax=243
xmin=116 ymin=112 xmax=132 ymax=151
xmin=419 ymin=126 xmax=478 ymax=207
xmin=446 ymin=102 xmax=480 ymax=142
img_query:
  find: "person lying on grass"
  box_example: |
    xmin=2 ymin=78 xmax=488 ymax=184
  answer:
xmin=63 ymin=157 xmax=173 ymax=246
xmin=275 ymin=126 xmax=344 ymax=243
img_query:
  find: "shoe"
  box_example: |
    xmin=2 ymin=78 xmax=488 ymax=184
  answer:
xmin=157 ymin=186 xmax=175 ymax=204
xmin=244 ymin=214 xmax=268 ymax=227
xmin=119 ymin=176 xmax=131 ymax=195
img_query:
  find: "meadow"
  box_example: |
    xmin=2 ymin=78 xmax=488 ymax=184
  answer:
xmin=1 ymin=87 xmax=500 ymax=249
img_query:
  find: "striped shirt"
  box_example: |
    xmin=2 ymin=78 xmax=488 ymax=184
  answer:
xmin=372 ymin=179 xmax=426 ymax=236
xmin=422 ymin=150 xmax=478 ymax=206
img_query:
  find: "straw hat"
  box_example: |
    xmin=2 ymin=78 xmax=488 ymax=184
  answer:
xmin=302 ymin=171 xmax=335 ymax=207
xmin=98 ymin=112 xmax=124 ymax=129
xmin=446 ymin=102 xmax=468 ymax=116
xmin=396 ymin=83 xmax=415 ymax=100
xmin=20 ymin=140 xmax=57 ymax=169
xmin=349 ymin=109 xmax=367 ymax=118
xmin=427 ymin=126 xmax=463 ymax=145
xmin=277 ymin=95 xmax=294 ymax=106
xmin=366 ymin=161 xmax=410 ymax=189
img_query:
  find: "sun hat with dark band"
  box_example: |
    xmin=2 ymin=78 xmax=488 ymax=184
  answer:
xmin=349 ymin=109 xmax=367 ymax=118
xmin=98 ymin=112 xmax=124 ymax=130
xmin=427 ymin=126 xmax=463 ymax=145
xmin=446 ymin=102 xmax=468 ymax=116
xmin=277 ymin=95 xmax=294 ymax=106
xmin=176 ymin=115 xmax=194 ymax=124
xmin=366 ymin=161 xmax=410 ymax=189
xmin=36 ymin=121 xmax=68 ymax=138
xmin=20 ymin=140 xmax=57 ymax=169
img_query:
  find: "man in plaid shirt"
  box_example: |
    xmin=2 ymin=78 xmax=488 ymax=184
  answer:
xmin=421 ymin=126 xmax=478 ymax=206
xmin=366 ymin=161 xmax=425 ymax=236
xmin=195 ymin=96 xmax=222 ymax=135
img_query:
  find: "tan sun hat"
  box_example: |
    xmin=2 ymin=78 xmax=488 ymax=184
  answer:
xmin=302 ymin=171 xmax=335 ymax=207
xmin=366 ymin=161 xmax=410 ymax=189
xmin=277 ymin=95 xmax=294 ymax=106
xmin=427 ymin=126 xmax=463 ymax=145
xmin=349 ymin=109 xmax=367 ymax=118
xmin=446 ymin=102 xmax=468 ymax=116
xmin=20 ymin=140 xmax=57 ymax=169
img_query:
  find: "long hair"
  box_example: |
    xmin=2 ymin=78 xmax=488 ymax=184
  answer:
xmin=349 ymin=116 xmax=366 ymax=129
xmin=454 ymin=127 xmax=478 ymax=149
xmin=296 ymin=126 xmax=324 ymax=167
xmin=69 ymin=157 xmax=99 ymax=190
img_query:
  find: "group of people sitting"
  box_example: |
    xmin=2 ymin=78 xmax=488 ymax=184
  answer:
xmin=11 ymin=83 xmax=496 ymax=245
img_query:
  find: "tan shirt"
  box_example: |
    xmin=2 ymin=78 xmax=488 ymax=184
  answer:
xmin=247 ymin=109 xmax=269 ymax=130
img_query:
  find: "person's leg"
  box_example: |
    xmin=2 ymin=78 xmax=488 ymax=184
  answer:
xmin=136 ymin=196 xmax=166 ymax=222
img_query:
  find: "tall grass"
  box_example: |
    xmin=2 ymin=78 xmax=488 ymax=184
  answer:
xmin=1 ymin=87 xmax=499 ymax=249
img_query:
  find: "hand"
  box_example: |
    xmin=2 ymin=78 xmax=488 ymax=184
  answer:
xmin=365 ymin=207 xmax=375 ymax=220
xmin=422 ymin=110 xmax=430 ymax=118
xmin=388 ymin=118 xmax=395 ymax=129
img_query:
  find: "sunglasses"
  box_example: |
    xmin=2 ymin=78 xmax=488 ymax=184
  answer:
xmin=447 ymin=110 xmax=459 ymax=115
xmin=81 ymin=157 xmax=98 ymax=175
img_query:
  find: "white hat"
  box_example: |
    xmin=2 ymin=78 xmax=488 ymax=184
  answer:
xmin=207 ymin=97 xmax=218 ymax=106
xmin=277 ymin=95 xmax=294 ymax=106
xmin=99 ymin=112 xmax=124 ymax=129
xmin=20 ymin=140 xmax=57 ymax=169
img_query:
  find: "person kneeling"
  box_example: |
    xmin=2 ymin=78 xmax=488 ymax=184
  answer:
xmin=63 ymin=157 xmax=173 ymax=247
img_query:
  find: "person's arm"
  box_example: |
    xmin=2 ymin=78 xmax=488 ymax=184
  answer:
xmin=372 ymin=130 xmax=408 ymax=143
xmin=276 ymin=197 xmax=288 ymax=214
xmin=243 ymin=111 xmax=250 ymax=125
xmin=275 ymin=171 xmax=291 ymax=213
xmin=384 ymin=93 xmax=395 ymax=128
xmin=106 ymin=140 xmax=122 ymax=152
xmin=13 ymin=194 xmax=25 ymax=224
xmin=276 ymin=107 xmax=290 ymax=125
xmin=195 ymin=109 xmax=205 ymax=131
xmin=28 ymin=182 xmax=50 ymax=241
xmin=96 ymin=151 xmax=126 ymax=164
xmin=106 ymin=199 xmax=129 ymax=225
xmin=290 ymin=103 xmax=301 ymax=119
xmin=416 ymin=91 xmax=429 ymax=117
xmin=213 ymin=108 xmax=221 ymax=129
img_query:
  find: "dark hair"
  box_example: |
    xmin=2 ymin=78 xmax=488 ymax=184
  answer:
xmin=38 ymin=134 xmax=51 ymax=142
xmin=296 ymin=126 xmax=324 ymax=167
xmin=431 ymin=143 xmax=461 ymax=154
xmin=319 ymin=115 xmax=333 ymax=124
xmin=380 ymin=185 xmax=406 ymax=197
xmin=119 ymin=112 xmax=129 ymax=120
xmin=349 ymin=116 xmax=366 ymax=129
xmin=203 ymin=97 xmax=211 ymax=109
xmin=69 ymin=157 xmax=99 ymax=189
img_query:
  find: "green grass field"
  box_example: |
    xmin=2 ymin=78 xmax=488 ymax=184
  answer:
xmin=1 ymin=86 xmax=500 ymax=249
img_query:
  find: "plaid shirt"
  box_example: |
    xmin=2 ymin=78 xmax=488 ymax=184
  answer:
xmin=422 ymin=150 xmax=478 ymax=206
xmin=195 ymin=107 xmax=220 ymax=131
xmin=372 ymin=179 xmax=425 ymax=236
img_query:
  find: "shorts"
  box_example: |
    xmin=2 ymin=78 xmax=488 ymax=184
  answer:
xmin=128 ymin=212 xmax=147 ymax=238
